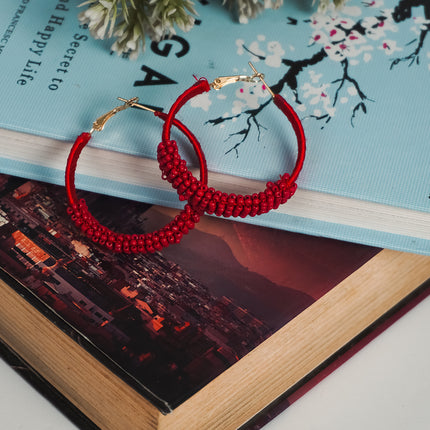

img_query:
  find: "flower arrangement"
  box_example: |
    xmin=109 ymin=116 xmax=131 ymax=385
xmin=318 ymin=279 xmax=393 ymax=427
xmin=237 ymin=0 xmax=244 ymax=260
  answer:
xmin=78 ymin=0 xmax=347 ymax=59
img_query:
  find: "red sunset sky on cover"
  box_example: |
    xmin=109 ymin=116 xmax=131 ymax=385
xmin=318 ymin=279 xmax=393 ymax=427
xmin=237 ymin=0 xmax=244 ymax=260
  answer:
xmin=152 ymin=206 xmax=380 ymax=301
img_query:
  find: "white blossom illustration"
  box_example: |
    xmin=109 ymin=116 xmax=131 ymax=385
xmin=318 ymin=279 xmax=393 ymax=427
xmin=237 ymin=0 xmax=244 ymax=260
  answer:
xmin=203 ymin=0 xmax=430 ymax=155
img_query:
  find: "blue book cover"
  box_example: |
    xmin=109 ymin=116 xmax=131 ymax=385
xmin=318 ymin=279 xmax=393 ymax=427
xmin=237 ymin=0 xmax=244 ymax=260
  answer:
xmin=0 ymin=0 xmax=429 ymax=254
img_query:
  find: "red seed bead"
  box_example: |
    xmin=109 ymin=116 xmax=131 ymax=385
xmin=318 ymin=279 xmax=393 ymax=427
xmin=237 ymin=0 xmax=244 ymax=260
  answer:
xmin=167 ymin=235 xmax=175 ymax=244
xmin=233 ymin=205 xmax=243 ymax=217
xmin=215 ymin=205 xmax=225 ymax=217
xmin=240 ymin=206 xmax=251 ymax=218
xmin=259 ymin=203 xmax=268 ymax=214
xmin=225 ymin=204 xmax=234 ymax=214
xmin=180 ymin=212 xmax=190 ymax=221
xmin=207 ymin=201 xmax=217 ymax=214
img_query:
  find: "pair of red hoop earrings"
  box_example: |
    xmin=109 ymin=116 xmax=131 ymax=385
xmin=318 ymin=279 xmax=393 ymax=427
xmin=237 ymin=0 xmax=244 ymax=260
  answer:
xmin=65 ymin=62 xmax=306 ymax=254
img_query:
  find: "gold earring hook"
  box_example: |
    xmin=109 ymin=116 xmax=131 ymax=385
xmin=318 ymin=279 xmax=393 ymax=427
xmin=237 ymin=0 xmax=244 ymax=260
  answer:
xmin=247 ymin=62 xmax=275 ymax=98
xmin=210 ymin=62 xmax=275 ymax=98
xmin=90 ymin=97 xmax=156 ymax=133
xmin=116 ymin=97 xmax=156 ymax=113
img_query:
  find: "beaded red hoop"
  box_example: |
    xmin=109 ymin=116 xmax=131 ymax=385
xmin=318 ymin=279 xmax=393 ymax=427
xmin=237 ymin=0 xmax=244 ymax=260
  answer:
xmin=65 ymin=99 xmax=207 ymax=254
xmin=158 ymin=64 xmax=306 ymax=218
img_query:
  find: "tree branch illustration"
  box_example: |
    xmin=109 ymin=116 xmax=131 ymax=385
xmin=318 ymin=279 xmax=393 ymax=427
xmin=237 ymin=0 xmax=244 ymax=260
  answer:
xmin=206 ymin=0 xmax=428 ymax=156
xmin=208 ymin=41 xmax=370 ymax=153
xmin=332 ymin=59 xmax=372 ymax=126
xmin=391 ymin=0 xmax=430 ymax=68
xmin=205 ymin=47 xmax=330 ymax=155
xmin=243 ymin=44 xmax=328 ymax=104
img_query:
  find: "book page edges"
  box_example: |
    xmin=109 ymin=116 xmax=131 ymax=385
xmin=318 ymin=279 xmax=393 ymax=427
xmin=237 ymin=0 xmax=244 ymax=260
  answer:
xmin=0 ymin=278 xmax=162 ymax=430
xmin=1 ymin=128 xmax=429 ymax=241
xmin=158 ymin=249 xmax=430 ymax=429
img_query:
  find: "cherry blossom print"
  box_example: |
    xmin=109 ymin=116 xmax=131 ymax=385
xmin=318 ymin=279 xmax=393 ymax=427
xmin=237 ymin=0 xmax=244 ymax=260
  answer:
xmin=378 ymin=39 xmax=403 ymax=54
xmin=200 ymin=1 xmax=430 ymax=155
xmin=302 ymin=82 xmax=336 ymax=118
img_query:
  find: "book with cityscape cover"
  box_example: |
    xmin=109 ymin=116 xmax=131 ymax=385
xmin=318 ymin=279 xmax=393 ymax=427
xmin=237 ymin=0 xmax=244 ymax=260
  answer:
xmin=0 ymin=0 xmax=429 ymax=255
xmin=0 ymin=173 xmax=429 ymax=430
xmin=2 ymin=283 xmax=429 ymax=430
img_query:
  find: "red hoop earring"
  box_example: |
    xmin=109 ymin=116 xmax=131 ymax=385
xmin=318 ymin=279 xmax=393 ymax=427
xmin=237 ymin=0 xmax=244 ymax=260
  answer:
xmin=158 ymin=62 xmax=306 ymax=219
xmin=65 ymin=97 xmax=207 ymax=254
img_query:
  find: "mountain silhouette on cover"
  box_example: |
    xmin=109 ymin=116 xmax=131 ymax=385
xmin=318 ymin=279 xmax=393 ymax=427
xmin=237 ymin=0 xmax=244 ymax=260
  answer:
xmin=153 ymin=211 xmax=315 ymax=331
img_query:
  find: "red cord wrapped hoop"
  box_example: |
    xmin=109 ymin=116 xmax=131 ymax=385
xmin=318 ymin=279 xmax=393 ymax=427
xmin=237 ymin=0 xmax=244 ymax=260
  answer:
xmin=159 ymin=63 xmax=306 ymax=218
xmin=65 ymin=99 xmax=208 ymax=254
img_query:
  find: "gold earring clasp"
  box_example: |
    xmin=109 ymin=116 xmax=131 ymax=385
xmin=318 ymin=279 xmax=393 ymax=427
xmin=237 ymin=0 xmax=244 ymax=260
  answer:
xmin=210 ymin=74 xmax=257 ymax=90
xmin=90 ymin=97 xmax=156 ymax=133
xmin=247 ymin=62 xmax=275 ymax=98
xmin=210 ymin=62 xmax=275 ymax=98
xmin=116 ymin=97 xmax=156 ymax=113
xmin=91 ymin=97 xmax=138 ymax=133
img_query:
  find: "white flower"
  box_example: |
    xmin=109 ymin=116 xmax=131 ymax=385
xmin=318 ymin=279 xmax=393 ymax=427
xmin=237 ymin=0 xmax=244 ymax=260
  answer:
xmin=361 ymin=16 xmax=386 ymax=40
xmin=80 ymin=0 xmax=197 ymax=59
xmin=378 ymin=39 xmax=402 ymax=55
xmin=333 ymin=17 xmax=356 ymax=29
xmin=346 ymin=29 xmax=366 ymax=45
xmin=190 ymin=93 xmax=212 ymax=111
xmin=310 ymin=13 xmax=335 ymax=31
xmin=325 ymin=25 xmax=347 ymax=42
xmin=302 ymin=82 xmax=329 ymax=103
xmin=413 ymin=16 xmax=430 ymax=30
xmin=302 ymin=81 xmax=336 ymax=117
xmin=265 ymin=41 xmax=285 ymax=67
xmin=309 ymin=30 xmax=329 ymax=46
xmin=79 ymin=3 xmax=111 ymax=40
xmin=236 ymin=83 xmax=267 ymax=109
xmin=324 ymin=39 xmax=373 ymax=61
xmin=309 ymin=70 xmax=323 ymax=83
xmin=410 ymin=17 xmax=430 ymax=35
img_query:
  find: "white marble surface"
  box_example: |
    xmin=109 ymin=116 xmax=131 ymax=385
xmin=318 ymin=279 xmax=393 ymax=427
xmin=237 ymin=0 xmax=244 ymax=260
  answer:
xmin=1 ymin=295 xmax=429 ymax=430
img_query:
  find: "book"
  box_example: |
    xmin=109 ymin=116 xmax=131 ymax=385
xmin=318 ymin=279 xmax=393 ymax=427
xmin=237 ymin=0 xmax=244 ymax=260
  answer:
xmin=0 ymin=339 xmax=97 ymax=430
xmin=0 ymin=173 xmax=429 ymax=429
xmin=246 ymin=280 xmax=430 ymax=429
xmin=1 ymin=282 xmax=429 ymax=430
xmin=0 ymin=0 xmax=429 ymax=255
